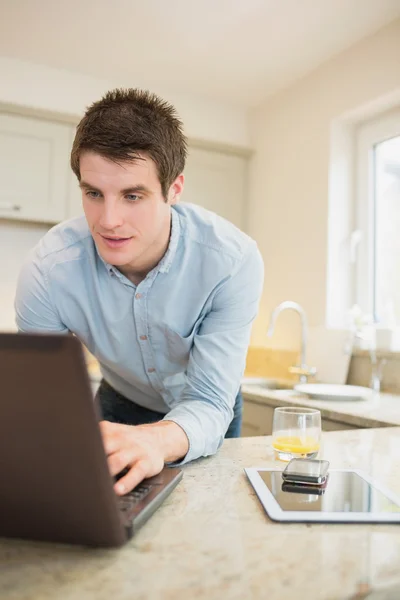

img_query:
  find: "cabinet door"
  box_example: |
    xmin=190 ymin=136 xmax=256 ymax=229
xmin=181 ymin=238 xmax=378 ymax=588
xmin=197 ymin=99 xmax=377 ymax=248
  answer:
xmin=321 ymin=418 xmax=357 ymax=431
xmin=67 ymin=172 xmax=83 ymax=220
xmin=0 ymin=113 xmax=71 ymax=223
xmin=183 ymin=147 xmax=246 ymax=229
xmin=66 ymin=144 xmax=248 ymax=226
xmin=242 ymin=399 xmax=275 ymax=437
xmin=66 ymin=127 xmax=84 ymax=220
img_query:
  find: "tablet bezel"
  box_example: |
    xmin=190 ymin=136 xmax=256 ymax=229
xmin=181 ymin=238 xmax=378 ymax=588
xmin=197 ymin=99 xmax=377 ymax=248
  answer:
xmin=244 ymin=467 xmax=400 ymax=523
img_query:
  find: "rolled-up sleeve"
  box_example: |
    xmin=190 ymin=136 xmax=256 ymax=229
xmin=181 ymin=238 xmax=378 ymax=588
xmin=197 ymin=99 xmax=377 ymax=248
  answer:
xmin=15 ymin=251 xmax=68 ymax=333
xmin=164 ymin=242 xmax=264 ymax=464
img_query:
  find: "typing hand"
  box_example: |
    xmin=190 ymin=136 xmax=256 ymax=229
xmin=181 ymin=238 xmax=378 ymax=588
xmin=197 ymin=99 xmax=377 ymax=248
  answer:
xmin=99 ymin=420 xmax=188 ymax=495
xmin=99 ymin=421 xmax=165 ymax=495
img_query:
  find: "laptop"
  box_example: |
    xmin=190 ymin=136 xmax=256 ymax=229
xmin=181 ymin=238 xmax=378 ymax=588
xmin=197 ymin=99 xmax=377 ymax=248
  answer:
xmin=0 ymin=332 xmax=182 ymax=547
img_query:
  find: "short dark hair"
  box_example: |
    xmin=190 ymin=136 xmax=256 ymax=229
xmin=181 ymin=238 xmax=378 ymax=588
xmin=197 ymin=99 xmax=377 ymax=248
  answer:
xmin=71 ymin=88 xmax=187 ymax=198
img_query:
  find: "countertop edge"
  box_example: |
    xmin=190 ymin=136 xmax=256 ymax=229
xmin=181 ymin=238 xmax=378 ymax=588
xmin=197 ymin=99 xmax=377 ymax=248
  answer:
xmin=242 ymin=386 xmax=400 ymax=429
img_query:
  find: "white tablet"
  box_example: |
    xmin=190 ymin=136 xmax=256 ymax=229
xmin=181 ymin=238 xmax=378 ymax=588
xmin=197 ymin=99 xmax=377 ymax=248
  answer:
xmin=244 ymin=468 xmax=400 ymax=524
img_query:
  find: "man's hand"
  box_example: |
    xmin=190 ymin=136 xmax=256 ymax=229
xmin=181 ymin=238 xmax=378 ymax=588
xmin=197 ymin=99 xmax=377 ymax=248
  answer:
xmin=99 ymin=420 xmax=189 ymax=495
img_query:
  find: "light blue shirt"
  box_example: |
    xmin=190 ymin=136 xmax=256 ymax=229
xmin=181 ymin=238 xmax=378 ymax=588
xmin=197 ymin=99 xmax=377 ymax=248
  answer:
xmin=15 ymin=203 xmax=264 ymax=464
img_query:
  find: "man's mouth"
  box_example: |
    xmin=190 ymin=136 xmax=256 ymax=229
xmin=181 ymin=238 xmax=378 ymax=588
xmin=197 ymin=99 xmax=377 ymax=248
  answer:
xmin=100 ymin=234 xmax=132 ymax=249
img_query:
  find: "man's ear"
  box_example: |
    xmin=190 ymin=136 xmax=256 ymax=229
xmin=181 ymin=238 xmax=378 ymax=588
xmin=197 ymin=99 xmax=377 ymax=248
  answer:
xmin=167 ymin=174 xmax=184 ymax=205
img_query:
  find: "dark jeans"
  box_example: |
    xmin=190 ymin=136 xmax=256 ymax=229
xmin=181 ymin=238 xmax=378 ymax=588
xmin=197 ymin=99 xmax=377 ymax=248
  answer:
xmin=96 ymin=379 xmax=243 ymax=438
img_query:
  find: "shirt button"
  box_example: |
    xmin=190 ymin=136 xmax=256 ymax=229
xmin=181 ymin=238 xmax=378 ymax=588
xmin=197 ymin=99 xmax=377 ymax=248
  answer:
xmin=139 ymin=335 xmax=148 ymax=341
xmin=147 ymin=368 xmax=155 ymax=373
xmin=135 ymin=293 xmax=142 ymax=299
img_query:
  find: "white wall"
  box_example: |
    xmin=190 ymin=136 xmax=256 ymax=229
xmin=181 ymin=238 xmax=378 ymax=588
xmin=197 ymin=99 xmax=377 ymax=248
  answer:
xmin=248 ymin=18 xmax=400 ymax=349
xmin=0 ymin=57 xmax=250 ymax=149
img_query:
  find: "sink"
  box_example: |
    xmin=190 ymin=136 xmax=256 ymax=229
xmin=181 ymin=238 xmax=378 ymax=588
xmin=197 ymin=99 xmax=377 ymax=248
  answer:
xmin=294 ymin=383 xmax=371 ymax=401
xmin=241 ymin=377 xmax=294 ymax=391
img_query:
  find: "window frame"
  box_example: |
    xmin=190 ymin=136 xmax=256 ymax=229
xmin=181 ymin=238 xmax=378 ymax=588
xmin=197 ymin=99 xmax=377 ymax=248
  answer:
xmin=355 ymin=109 xmax=400 ymax=325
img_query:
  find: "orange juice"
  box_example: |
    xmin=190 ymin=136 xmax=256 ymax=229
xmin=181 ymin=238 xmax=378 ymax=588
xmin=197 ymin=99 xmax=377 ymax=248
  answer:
xmin=272 ymin=435 xmax=320 ymax=455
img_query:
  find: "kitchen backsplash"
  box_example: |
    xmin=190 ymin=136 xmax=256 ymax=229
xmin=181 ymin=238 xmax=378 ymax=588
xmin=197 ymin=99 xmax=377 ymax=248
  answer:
xmin=347 ymin=350 xmax=400 ymax=394
xmin=245 ymin=346 xmax=400 ymax=394
xmin=245 ymin=347 xmax=299 ymax=381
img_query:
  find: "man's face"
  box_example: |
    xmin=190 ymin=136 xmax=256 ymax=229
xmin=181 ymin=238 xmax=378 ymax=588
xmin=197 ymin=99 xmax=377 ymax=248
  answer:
xmin=79 ymin=152 xmax=183 ymax=273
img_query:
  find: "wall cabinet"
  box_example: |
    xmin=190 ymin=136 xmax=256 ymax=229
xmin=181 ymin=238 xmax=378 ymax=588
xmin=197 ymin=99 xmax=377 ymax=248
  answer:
xmin=66 ymin=127 xmax=83 ymax=220
xmin=67 ymin=171 xmax=82 ymax=220
xmin=183 ymin=147 xmax=246 ymax=229
xmin=0 ymin=113 xmax=71 ymax=223
xmin=54 ymin=144 xmax=249 ymax=225
xmin=0 ymin=111 xmax=248 ymax=229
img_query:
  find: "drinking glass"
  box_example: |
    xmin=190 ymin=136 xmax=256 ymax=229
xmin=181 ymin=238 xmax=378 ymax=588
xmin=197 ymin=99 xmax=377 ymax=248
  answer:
xmin=272 ymin=406 xmax=321 ymax=461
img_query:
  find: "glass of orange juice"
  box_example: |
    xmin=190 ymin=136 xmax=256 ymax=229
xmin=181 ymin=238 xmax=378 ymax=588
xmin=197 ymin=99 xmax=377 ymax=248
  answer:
xmin=272 ymin=407 xmax=321 ymax=461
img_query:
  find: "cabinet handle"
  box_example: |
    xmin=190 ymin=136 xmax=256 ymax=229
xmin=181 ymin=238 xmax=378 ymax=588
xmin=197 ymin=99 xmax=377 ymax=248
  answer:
xmin=0 ymin=203 xmax=21 ymax=211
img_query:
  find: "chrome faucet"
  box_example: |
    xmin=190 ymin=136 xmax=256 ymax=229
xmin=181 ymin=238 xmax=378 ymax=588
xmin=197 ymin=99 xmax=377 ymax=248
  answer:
xmin=353 ymin=331 xmax=387 ymax=393
xmin=368 ymin=347 xmax=387 ymax=393
xmin=267 ymin=301 xmax=317 ymax=383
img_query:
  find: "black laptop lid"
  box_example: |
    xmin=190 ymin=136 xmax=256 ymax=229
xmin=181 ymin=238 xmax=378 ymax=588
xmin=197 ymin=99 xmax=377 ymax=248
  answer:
xmin=0 ymin=333 xmax=125 ymax=546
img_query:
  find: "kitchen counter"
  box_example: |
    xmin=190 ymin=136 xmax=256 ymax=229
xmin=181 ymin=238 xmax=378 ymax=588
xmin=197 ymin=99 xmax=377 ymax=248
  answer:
xmin=242 ymin=384 xmax=400 ymax=429
xmin=1 ymin=428 xmax=400 ymax=600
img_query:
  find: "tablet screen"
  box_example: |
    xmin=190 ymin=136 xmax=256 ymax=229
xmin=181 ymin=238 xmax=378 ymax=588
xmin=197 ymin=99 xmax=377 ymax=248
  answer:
xmin=257 ymin=470 xmax=400 ymax=513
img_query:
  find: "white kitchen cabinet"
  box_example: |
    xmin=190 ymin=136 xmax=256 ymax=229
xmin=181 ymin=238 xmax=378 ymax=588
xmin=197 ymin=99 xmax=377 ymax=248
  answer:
xmin=67 ymin=167 xmax=83 ymax=220
xmin=0 ymin=113 xmax=71 ymax=223
xmin=66 ymin=143 xmax=248 ymax=226
xmin=67 ymin=176 xmax=83 ymax=219
xmin=242 ymin=399 xmax=275 ymax=437
xmin=66 ymin=126 xmax=84 ymax=220
xmin=183 ymin=147 xmax=247 ymax=229
xmin=0 ymin=108 xmax=248 ymax=227
xmin=321 ymin=418 xmax=358 ymax=431
xmin=242 ymin=397 xmax=361 ymax=437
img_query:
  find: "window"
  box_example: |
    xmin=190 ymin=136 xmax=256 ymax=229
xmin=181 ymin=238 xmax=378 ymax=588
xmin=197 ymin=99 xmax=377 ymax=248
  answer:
xmin=355 ymin=110 xmax=400 ymax=327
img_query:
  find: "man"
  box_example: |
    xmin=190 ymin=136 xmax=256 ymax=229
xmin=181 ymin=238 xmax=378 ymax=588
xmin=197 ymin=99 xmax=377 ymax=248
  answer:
xmin=15 ymin=88 xmax=264 ymax=495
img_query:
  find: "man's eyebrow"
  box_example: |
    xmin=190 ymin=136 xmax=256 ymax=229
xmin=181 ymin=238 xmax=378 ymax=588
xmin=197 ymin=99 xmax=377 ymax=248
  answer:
xmin=120 ymin=185 xmax=150 ymax=195
xmin=79 ymin=181 xmax=101 ymax=192
xmin=79 ymin=181 xmax=151 ymax=195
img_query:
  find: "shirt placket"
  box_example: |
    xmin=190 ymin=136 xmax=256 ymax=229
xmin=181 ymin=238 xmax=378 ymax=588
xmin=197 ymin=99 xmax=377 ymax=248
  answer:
xmin=133 ymin=273 xmax=163 ymax=392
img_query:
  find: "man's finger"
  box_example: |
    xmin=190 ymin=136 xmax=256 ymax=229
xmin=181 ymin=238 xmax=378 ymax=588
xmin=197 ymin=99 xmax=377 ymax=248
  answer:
xmin=114 ymin=460 xmax=149 ymax=495
xmin=99 ymin=421 xmax=124 ymax=455
xmin=107 ymin=449 xmax=134 ymax=477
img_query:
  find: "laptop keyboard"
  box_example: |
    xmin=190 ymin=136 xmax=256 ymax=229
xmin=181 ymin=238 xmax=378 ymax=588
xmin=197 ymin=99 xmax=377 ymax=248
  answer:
xmin=117 ymin=483 xmax=153 ymax=514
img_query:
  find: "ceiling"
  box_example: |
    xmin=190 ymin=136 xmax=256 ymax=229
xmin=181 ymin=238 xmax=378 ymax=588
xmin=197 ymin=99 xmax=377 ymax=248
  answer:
xmin=1 ymin=0 xmax=400 ymax=108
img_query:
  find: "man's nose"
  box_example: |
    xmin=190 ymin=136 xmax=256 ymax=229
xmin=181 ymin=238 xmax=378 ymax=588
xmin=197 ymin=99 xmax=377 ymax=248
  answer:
xmin=99 ymin=201 xmax=124 ymax=230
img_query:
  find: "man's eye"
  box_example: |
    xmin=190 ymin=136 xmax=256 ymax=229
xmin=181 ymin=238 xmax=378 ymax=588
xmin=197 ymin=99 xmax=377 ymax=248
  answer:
xmin=85 ymin=190 xmax=101 ymax=199
xmin=126 ymin=194 xmax=140 ymax=202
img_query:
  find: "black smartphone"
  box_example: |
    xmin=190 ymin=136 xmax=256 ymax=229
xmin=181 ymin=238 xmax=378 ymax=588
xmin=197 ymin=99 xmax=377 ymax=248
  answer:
xmin=281 ymin=481 xmax=327 ymax=495
xmin=282 ymin=458 xmax=330 ymax=485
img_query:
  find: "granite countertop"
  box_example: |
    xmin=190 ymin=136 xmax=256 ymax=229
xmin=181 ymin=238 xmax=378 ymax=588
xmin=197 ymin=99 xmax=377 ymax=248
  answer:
xmin=1 ymin=428 xmax=400 ymax=600
xmin=242 ymin=383 xmax=400 ymax=429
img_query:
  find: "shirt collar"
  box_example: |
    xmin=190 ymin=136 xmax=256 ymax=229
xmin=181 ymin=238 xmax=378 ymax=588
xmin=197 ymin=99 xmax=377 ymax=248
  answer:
xmin=157 ymin=206 xmax=180 ymax=274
